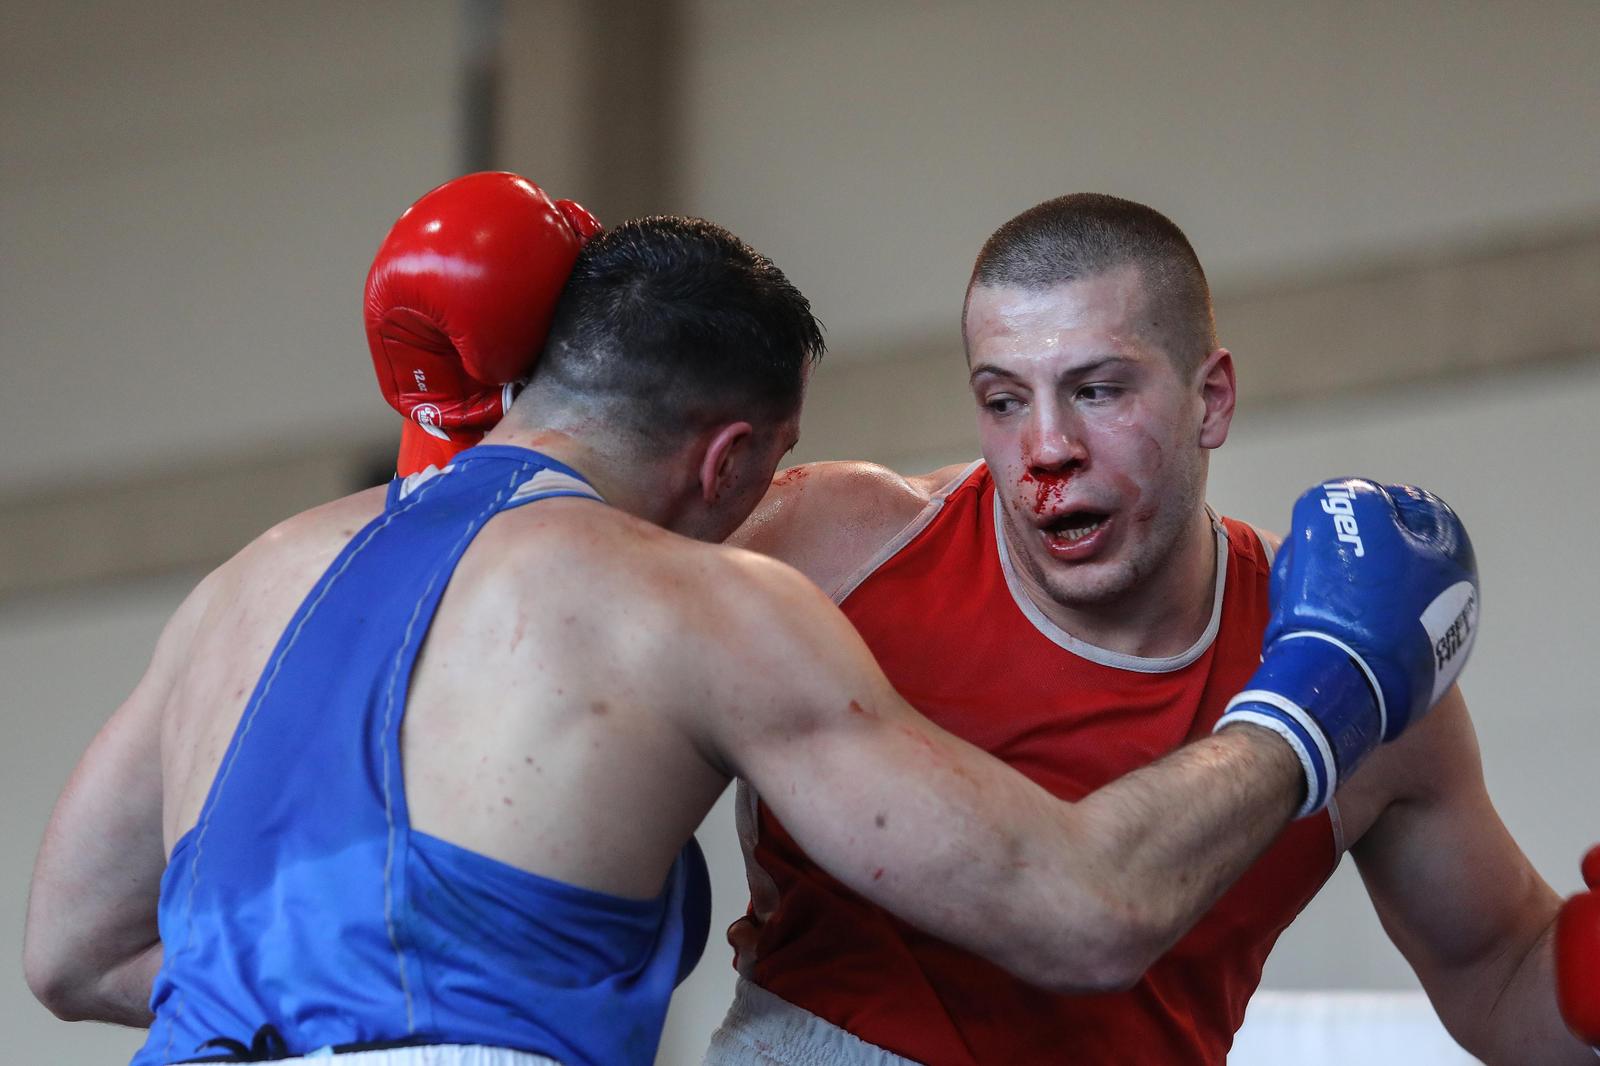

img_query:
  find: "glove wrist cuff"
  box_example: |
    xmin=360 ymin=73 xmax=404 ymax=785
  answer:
xmin=1215 ymin=700 xmax=1332 ymax=817
xmin=1251 ymin=633 xmax=1384 ymax=771
xmin=1215 ymin=633 xmax=1386 ymax=817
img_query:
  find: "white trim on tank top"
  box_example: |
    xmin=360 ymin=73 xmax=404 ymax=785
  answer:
xmin=827 ymin=460 xmax=984 ymax=604
xmin=992 ymin=490 xmax=1231 ymax=674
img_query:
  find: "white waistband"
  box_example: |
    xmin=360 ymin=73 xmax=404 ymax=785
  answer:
xmin=702 ymin=978 xmax=922 ymax=1066
xmin=170 ymin=1046 xmax=562 ymax=1066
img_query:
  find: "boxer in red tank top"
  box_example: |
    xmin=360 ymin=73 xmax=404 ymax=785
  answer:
xmin=735 ymin=466 xmax=1334 ymax=1063
xmin=713 ymin=195 xmax=1584 ymax=1064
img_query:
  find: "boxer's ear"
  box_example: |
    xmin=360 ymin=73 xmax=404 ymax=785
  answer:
xmin=697 ymin=421 xmax=754 ymax=504
xmin=1197 ymin=348 xmax=1236 ymax=450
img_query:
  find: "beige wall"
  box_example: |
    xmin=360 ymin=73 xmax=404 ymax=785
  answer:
xmin=0 ymin=1 xmax=459 ymax=496
xmin=679 ymin=0 xmax=1600 ymax=363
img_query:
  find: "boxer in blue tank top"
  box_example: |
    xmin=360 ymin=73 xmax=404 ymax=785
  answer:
xmin=136 ymin=445 xmax=709 ymax=1066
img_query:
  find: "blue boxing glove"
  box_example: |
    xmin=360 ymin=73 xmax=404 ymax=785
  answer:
xmin=1216 ymin=479 xmax=1479 ymax=817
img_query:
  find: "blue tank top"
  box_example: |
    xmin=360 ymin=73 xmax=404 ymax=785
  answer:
xmin=136 ymin=445 xmax=711 ymax=1066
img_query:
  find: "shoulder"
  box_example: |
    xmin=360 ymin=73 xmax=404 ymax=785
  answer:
xmin=657 ymin=540 xmax=905 ymax=766
xmin=731 ymin=459 xmax=979 ymax=595
xmin=1216 ymin=512 xmax=1282 ymax=556
xmin=487 ymin=502 xmax=834 ymax=634
xmin=231 ymin=485 xmax=388 ymax=568
xmin=126 ymin=486 xmax=386 ymax=714
xmin=567 ymin=513 xmax=865 ymax=666
xmin=175 ymin=486 xmax=390 ymax=657
xmin=1217 ymin=516 xmax=1281 ymax=582
xmin=609 ymin=516 xmax=846 ymax=641
xmin=1253 ymin=527 xmax=1284 ymax=554
xmin=214 ymin=486 xmax=387 ymax=595
xmin=553 ymin=515 xmax=882 ymax=726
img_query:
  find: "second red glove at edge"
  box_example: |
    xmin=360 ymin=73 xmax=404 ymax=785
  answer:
xmin=1556 ymin=845 xmax=1600 ymax=1049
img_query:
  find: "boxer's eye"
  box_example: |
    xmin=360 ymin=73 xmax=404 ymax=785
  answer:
xmin=1076 ymin=384 xmax=1123 ymax=404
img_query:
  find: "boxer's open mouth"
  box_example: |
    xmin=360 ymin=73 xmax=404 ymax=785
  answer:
xmin=1038 ymin=511 xmax=1111 ymax=558
xmin=1041 ymin=511 xmax=1108 ymax=541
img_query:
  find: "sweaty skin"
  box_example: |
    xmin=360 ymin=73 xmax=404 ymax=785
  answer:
xmin=24 ymin=416 xmax=1312 ymax=1032
xmin=728 ymin=269 xmax=1587 ymax=1063
xmin=965 ymin=268 xmax=1225 ymax=656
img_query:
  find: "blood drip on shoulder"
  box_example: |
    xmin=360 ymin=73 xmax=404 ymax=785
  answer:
xmin=773 ymin=466 xmax=810 ymax=488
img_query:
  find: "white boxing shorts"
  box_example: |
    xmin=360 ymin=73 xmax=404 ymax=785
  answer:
xmin=702 ymin=978 xmax=921 ymax=1066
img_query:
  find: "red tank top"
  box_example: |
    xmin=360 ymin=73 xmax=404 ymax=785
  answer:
xmin=734 ymin=463 xmax=1339 ymax=1065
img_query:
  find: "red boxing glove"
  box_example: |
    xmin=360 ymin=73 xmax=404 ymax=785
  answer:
xmin=364 ymin=171 xmax=601 ymax=476
xmin=1556 ymin=845 xmax=1600 ymax=1047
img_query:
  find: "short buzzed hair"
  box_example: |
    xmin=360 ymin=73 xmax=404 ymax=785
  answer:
xmin=964 ymin=194 xmax=1217 ymax=376
xmin=522 ymin=216 xmax=825 ymax=442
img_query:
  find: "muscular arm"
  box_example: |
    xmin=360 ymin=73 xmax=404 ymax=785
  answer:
xmin=702 ymin=555 xmax=1301 ymax=993
xmin=22 ymin=583 xmax=206 ymax=1026
xmin=1351 ymin=687 xmax=1590 ymax=1063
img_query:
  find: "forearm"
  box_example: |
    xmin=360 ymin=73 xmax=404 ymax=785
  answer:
xmin=87 ymin=943 xmax=162 ymax=1028
xmin=1033 ymin=723 xmax=1302 ymax=981
xmin=25 ymin=703 xmax=168 ymax=1026
xmin=28 ymin=938 xmax=161 ymax=1027
xmin=732 ymin=577 xmax=1308 ymax=993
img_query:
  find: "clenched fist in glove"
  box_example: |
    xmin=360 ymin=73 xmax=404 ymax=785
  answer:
xmin=1215 ymin=479 xmax=1478 ymax=816
xmin=365 ymin=171 xmax=601 ymax=476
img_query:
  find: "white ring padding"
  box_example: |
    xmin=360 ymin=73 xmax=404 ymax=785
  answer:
xmin=1274 ymin=629 xmax=1388 ymax=740
xmin=1219 ymin=694 xmax=1338 ymax=818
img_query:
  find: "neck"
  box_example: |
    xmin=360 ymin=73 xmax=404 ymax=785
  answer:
xmin=480 ymin=421 xmax=694 ymax=529
xmin=1017 ymin=506 xmax=1220 ymax=659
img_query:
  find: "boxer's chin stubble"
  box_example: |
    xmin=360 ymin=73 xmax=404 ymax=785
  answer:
xmin=1004 ymin=509 xmax=1142 ymax=610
